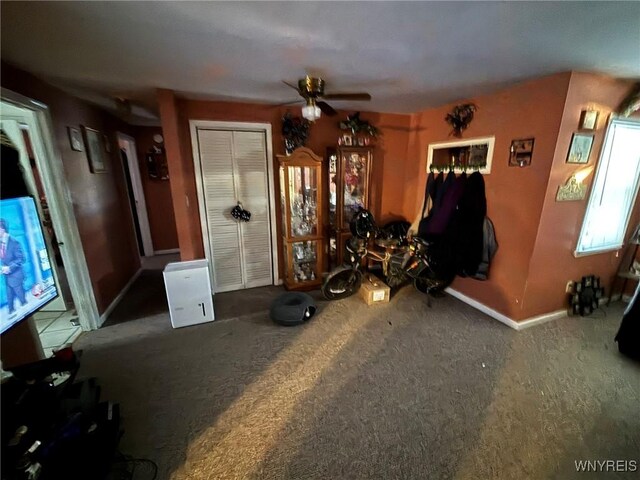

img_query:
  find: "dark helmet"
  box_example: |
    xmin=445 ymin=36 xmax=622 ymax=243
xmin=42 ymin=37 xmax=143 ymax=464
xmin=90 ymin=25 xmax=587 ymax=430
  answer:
xmin=349 ymin=208 xmax=377 ymax=239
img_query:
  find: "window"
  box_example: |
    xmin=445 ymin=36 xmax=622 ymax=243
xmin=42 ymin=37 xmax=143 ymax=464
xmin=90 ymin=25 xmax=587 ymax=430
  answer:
xmin=576 ymin=118 xmax=640 ymax=255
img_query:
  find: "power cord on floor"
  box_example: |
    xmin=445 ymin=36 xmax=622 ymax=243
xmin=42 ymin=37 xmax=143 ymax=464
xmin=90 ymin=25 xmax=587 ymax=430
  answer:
xmin=108 ymin=451 xmax=158 ymax=480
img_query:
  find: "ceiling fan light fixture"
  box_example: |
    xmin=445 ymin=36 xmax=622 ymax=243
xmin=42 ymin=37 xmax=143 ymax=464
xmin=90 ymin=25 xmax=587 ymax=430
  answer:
xmin=302 ymin=101 xmax=321 ymax=122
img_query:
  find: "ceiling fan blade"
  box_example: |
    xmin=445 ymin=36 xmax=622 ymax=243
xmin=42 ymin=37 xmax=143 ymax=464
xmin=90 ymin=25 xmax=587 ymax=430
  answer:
xmin=282 ymin=80 xmax=303 ymax=93
xmin=322 ymin=92 xmax=371 ymax=101
xmin=276 ymin=99 xmax=302 ymax=106
xmin=316 ymin=101 xmax=337 ymax=116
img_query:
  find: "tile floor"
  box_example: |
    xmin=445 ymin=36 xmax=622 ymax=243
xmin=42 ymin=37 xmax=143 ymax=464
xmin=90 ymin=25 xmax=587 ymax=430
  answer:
xmin=33 ymin=310 xmax=82 ymax=356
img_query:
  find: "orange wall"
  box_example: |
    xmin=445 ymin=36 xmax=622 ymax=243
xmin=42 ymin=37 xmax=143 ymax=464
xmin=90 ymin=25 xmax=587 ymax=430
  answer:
xmin=405 ymin=72 xmax=638 ymax=320
xmin=162 ymin=96 xmax=412 ymax=275
xmin=132 ymin=126 xmax=179 ymax=251
xmin=160 ymin=72 xmax=636 ymax=321
xmin=1 ymin=63 xmax=141 ymax=314
xmin=157 ymin=89 xmax=204 ymax=260
xmin=522 ymin=72 xmax=637 ymax=318
xmin=404 ymin=73 xmax=572 ymax=319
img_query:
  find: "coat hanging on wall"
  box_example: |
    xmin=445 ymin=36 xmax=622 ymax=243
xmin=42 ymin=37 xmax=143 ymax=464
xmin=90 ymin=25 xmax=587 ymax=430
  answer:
xmin=414 ymin=169 xmax=497 ymax=281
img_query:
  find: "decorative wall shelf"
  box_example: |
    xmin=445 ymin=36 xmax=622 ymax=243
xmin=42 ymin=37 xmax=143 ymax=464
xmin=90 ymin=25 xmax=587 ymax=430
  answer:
xmin=426 ymin=136 xmax=495 ymax=174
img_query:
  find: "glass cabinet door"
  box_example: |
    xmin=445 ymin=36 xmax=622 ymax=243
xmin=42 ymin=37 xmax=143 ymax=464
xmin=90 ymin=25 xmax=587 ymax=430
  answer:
xmin=342 ymin=151 xmax=370 ymax=228
xmin=290 ymin=240 xmax=318 ymax=284
xmin=328 ymin=152 xmax=338 ymax=228
xmin=278 ymin=148 xmax=324 ymax=291
xmin=288 ymin=165 xmax=318 ymax=237
xmin=279 ymin=167 xmax=286 ymax=235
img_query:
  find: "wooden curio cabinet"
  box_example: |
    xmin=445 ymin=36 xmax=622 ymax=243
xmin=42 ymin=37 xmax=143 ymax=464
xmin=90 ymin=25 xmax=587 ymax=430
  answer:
xmin=326 ymin=146 xmax=373 ymax=269
xmin=278 ymin=147 xmax=324 ymax=290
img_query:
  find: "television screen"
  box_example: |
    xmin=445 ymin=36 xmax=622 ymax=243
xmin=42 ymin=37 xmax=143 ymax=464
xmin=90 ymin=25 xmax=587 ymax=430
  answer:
xmin=0 ymin=196 xmax=58 ymax=334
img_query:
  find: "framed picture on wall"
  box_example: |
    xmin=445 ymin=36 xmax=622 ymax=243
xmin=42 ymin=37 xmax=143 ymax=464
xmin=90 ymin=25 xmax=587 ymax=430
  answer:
xmin=566 ymin=133 xmax=594 ymax=164
xmin=579 ymin=110 xmax=599 ymax=130
xmin=103 ymin=134 xmax=112 ymax=153
xmin=508 ymin=138 xmax=534 ymax=167
xmin=67 ymin=127 xmax=84 ymax=152
xmin=82 ymin=126 xmax=107 ymax=173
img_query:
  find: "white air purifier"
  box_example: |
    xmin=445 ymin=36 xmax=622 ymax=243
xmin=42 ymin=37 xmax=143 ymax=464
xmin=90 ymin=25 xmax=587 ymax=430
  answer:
xmin=163 ymin=259 xmax=214 ymax=328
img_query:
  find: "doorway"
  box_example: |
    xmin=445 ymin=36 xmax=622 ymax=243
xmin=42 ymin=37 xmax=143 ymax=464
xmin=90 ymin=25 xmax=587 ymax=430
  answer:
xmin=117 ymin=133 xmax=154 ymax=258
xmin=0 ymin=119 xmax=70 ymax=312
xmin=1 ymin=90 xmax=100 ymax=346
xmin=190 ymin=121 xmax=279 ymax=293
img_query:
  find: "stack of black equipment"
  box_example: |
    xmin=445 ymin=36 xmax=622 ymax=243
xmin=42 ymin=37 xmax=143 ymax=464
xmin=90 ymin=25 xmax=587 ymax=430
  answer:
xmin=1 ymin=349 xmax=121 ymax=480
xmin=568 ymin=275 xmax=605 ymax=316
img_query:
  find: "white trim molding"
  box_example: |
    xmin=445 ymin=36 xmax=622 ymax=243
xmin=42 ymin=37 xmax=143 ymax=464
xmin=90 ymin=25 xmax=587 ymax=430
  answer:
xmin=445 ymin=287 xmax=568 ymax=330
xmin=1 ymin=88 xmax=101 ymax=331
xmin=98 ymin=268 xmax=143 ymax=326
xmin=117 ymin=132 xmax=155 ymax=257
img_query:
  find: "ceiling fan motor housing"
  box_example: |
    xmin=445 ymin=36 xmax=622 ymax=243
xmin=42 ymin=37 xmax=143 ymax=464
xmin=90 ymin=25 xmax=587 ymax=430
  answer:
xmin=298 ymin=76 xmax=325 ymax=98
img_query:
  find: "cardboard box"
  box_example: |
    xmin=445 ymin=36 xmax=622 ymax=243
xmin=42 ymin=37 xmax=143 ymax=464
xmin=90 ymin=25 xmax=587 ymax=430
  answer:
xmin=359 ymin=273 xmax=391 ymax=305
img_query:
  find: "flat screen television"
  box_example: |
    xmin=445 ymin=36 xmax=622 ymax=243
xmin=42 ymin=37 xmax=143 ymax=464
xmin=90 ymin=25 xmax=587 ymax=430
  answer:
xmin=0 ymin=196 xmax=58 ymax=334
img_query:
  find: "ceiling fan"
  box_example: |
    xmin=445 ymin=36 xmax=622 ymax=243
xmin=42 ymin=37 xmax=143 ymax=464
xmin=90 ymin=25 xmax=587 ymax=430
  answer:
xmin=282 ymin=75 xmax=371 ymax=121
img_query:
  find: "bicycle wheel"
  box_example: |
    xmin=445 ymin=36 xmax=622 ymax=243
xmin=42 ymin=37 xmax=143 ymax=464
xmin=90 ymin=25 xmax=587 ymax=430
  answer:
xmin=322 ymin=269 xmax=363 ymax=300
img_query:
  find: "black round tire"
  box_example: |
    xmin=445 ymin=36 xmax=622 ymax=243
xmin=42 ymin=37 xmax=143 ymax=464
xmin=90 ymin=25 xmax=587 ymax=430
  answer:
xmin=270 ymin=292 xmax=317 ymax=326
xmin=322 ymin=269 xmax=363 ymax=300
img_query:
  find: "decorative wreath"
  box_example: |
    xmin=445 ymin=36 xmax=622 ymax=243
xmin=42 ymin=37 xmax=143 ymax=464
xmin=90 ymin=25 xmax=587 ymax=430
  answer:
xmin=445 ymin=103 xmax=477 ymax=137
xmin=568 ymin=275 xmax=604 ymax=316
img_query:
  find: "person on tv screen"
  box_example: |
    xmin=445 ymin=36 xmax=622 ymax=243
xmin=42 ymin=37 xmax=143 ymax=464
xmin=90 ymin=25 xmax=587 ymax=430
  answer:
xmin=0 ymin=218 xmax=26 ymax=314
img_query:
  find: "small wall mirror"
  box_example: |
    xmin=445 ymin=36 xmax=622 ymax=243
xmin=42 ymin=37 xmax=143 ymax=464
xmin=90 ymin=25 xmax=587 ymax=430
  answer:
xmin=427 ymin=136 xmax=495 ymax=174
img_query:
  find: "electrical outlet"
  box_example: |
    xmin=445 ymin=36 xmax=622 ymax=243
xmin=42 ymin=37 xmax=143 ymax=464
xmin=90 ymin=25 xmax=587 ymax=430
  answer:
xmin=566 ymin=281 xmax=574 ymax=293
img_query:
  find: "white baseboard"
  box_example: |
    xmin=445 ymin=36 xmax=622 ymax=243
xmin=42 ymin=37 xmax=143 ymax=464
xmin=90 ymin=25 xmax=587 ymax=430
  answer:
xmin=153 ymin=249 xmax=180 ymax=255
xmin=98 ymin=268 xmax=142 ymax=326
xmin=445 ymin=288 xmax=568 ymax=331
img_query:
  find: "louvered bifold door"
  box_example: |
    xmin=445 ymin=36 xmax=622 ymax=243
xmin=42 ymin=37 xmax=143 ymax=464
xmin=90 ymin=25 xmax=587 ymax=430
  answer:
xmin=233 ymin=131 xmax=273 ymax=288
xmin=197 ymin=129 xmax=244 ymax=292
xmin=197 ymin=129 xmax=274 ymax=292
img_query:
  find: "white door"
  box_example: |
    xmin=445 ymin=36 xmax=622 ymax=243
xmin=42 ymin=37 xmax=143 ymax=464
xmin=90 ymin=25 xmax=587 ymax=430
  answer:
xmin=195 ymin=128 xmax=273 ymax=292
xmin=0 ymin=119 xmax=67 ymax=311
xmin=117 ymin=133 xmax=154 ymax=257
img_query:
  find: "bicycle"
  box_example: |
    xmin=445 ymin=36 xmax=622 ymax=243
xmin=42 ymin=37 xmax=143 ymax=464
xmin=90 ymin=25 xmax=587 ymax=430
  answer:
xmin=321 ymin=209 xmax=455 ymax=301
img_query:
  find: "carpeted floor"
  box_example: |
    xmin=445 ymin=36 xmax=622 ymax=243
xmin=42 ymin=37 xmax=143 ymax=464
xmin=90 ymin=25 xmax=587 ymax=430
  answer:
xmin=76 ymin=288 xmax=639 ymax=480
xmin=103 ymin=268 xmax=292 ymax=327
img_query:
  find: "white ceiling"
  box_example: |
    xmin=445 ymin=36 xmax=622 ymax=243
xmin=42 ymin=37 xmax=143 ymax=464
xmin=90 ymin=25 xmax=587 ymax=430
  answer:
xmin=2 ymin=1 xmax=639 ymax=117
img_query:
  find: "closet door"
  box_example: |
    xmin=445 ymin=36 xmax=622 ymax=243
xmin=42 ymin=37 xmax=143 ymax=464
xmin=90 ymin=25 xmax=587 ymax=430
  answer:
xmin=198 ymin=130 xmax=244 ymax=292
xmin=233 ymin=131 xmax=273 ymax=288
xmin=197 ymin=128 xmax=273 ymax=292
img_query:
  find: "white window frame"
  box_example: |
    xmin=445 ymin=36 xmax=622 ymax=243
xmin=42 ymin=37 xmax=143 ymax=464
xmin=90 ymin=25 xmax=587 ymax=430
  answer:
xmin=575 ymin=117 xmax=640 ymax=256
